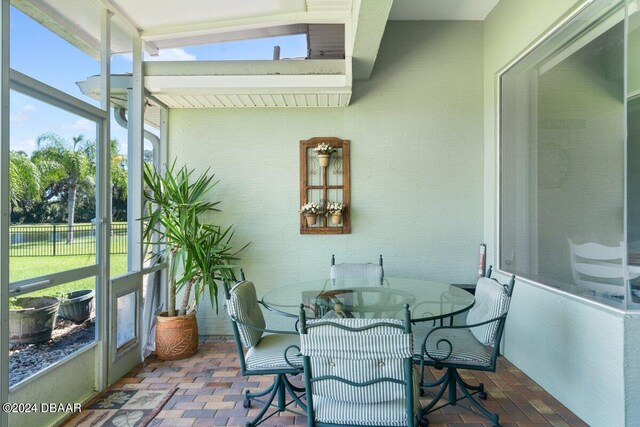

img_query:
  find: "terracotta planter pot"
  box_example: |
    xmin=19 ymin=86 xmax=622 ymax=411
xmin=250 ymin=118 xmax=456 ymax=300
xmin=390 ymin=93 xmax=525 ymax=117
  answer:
xmin=304 ymin=213 xmax=317 ymax=226
xmin=318 ymin=154 xmax=330 ymax=167
xmin=155 ymin=311 xmax=199 ymax=360
xmin=330 ymin=213 xmax=342 ymax=225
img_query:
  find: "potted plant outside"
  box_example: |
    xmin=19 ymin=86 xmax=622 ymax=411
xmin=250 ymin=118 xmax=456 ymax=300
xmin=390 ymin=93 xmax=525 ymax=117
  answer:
xmin=300 ymin=202 xmax=322 ymax=226
xmin=9 ymin=296 xmax=60 ymax=345
xmin=143 ymin=161 xmax=247 ymax=361
xmin=58 ymin=289 xmax=94 ymax=323
xmin=313 ymin=143 xmax=336 ymax=168
xmin=326 ymin=201 xmax=345 ymax=225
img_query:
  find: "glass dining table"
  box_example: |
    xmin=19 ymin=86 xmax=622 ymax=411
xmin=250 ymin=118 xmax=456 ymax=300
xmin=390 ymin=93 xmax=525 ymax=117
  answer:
xmin=261 ymin=277 xmax=475 ymax=323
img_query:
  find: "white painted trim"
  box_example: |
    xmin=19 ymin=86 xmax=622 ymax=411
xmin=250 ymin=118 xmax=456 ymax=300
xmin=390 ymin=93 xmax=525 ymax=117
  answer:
xmin=10 ymin=70 xmax=107 ymax=121
xmin=94 ymin=0 xmax=139 ymax=38
xmin=0 ymin=0 xmax=10 ymax=424
xmin=95 ymin=7 xmax=112 ymax=392
xmin=8 ymin=265 xmax=99 ymax=295
xmin=144 ymin=74 xmax=349 ymax=90
xmin=141 ymin=11 xmax=348 ymax=42
xmin=127 ymin=38 xmax=144 ymax=272
xmin=494 ymin=1 xmax=596 ymax=77
xmin=92 ymin=0 xmax=161 ymax=56
xmin=12 ymin=0 xmax=100 ymax=60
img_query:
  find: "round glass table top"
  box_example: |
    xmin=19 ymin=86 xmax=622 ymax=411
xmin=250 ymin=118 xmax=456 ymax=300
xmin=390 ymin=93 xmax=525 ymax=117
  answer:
xmin=261 ymin=278 xmax=475 ymax=322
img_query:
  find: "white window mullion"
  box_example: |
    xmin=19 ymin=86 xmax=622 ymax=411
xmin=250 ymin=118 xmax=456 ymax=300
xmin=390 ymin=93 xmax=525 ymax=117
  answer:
xmin=0 ymin=0 xmax=10 ymax=423
xmin=127 ymin=38 xmax=144 ymax=272
xmin=96 ymin=8 xmax=112 ymax=391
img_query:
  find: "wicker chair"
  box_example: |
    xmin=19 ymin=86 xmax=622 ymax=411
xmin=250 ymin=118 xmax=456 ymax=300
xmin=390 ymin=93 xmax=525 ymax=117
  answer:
xmin=223 ymin=280 xmax=305 ymax=427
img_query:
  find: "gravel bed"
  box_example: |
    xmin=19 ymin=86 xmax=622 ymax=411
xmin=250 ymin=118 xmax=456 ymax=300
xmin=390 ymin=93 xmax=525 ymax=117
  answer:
xmin=9 ymin=317 xmax=95 ymax=387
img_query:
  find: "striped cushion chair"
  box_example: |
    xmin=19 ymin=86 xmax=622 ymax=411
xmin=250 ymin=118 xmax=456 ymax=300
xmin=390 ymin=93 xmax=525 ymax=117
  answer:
xmin=224 ymin=280 xmax=305 ymax=427
xmin=330 ymin=254 xmax=384 ymax=286
xmin=299 ymin=304 xmax=426 ymax=427
xmin=416 ymin=271 xmax=516 ymax=427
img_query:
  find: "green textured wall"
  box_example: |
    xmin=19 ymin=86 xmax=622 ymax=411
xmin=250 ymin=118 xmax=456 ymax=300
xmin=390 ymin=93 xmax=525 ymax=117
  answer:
xmin=168 ymin=21 xmax=485 ymax=333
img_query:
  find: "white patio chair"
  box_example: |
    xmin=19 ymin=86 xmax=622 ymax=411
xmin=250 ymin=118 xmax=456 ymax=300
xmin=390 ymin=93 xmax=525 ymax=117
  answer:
xmin=568 ymin=238 xmax=638 ymax=301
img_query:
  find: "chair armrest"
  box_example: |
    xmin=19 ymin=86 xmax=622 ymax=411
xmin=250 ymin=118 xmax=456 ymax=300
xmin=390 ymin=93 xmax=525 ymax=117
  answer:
xmin=230 ymin=314 xmax=299 ymax=335
xmin=419 ymin=314 xmax=507 ymax=362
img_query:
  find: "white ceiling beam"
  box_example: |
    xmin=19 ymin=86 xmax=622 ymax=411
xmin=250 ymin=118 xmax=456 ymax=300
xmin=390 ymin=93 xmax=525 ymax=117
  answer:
xmin=351 ymin=0 xmax=392 ymax=81
xmin=13 ymin=0 xmax=100 ymax=59
xmin=94 ymin=0 xmax=160 ymax=55
xmin=141 ymin=11 xmax=349 ymax=42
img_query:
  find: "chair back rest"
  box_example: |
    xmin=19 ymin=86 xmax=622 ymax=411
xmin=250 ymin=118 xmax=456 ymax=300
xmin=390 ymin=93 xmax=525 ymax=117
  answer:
xmin=466 ymin=276 xmax=513 ymax=346
xmin=568 ymin=238 xmax=625 ymax=296
xmin=225 ymin=280 xmax=266 ymax=348
xmin=330 ymin=263 xmax=384 ymax=281
xmin=299 ymin=317 xmax=412 ymax=404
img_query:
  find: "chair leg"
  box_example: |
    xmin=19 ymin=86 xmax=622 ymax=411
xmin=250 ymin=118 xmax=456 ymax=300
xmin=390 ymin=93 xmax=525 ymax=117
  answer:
xmin=451 ymin=370 xmax=499 ymax=427
xmin=421 ymin=367 xmax=499 ymax=426
xmin=245 ymin=375 xmax=283 ymax=426
xmin=421 ymin=369 xmax=454 ymax=413
xmin=244 ymin=373 xmax=306 ymax=426
xmin=245 ymin=381 xmax=276 ymax=403
xmin=283 ymin=376 xmax=307 ymax=411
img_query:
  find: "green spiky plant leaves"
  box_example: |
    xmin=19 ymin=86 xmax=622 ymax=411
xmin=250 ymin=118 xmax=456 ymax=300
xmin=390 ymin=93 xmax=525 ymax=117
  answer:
xmin=143 ymin=161 xmax=247 ymax=317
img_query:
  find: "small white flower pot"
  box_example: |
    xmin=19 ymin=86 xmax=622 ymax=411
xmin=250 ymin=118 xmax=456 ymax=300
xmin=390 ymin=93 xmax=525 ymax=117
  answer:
xmin=318 ymin=154 xmax=330 ymax=167
xmin=330 ymin=213 xmax=342 ymax=225
xmin=304 ymin=214 xmax=318 ymax=226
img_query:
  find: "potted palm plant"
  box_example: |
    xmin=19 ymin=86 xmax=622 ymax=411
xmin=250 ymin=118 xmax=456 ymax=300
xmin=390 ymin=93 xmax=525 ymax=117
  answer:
xmin=143 ymin=161 xmax=246 ymax=360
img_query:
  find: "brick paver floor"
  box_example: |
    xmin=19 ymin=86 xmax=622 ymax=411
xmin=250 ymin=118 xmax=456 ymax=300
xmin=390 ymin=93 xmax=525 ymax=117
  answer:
xmin=70 ymin=336 xmax=587 ymax=427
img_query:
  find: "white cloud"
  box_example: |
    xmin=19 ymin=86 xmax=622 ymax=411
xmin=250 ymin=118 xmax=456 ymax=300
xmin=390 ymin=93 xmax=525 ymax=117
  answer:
xmin=61 ymin=118 xmax=95 ymax=133
xmin=116 ymin=47 xmax=197 ymax=62
xmin=148 ymin=48 xmax=197 ymax=61
xmin=13 ymin=138 xmax=35 ymax=152
xmin=10 ymin=104 xmax=36 ymax=126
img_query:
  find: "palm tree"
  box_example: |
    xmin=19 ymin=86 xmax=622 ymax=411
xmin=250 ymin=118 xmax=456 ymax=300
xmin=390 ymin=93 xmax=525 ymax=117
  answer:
xmin=32 ymin=133 xmax=94 ymax=243
xmin=9 ymin=151 xmax=41 ymax=208
xmin=79 ymin=137 xmax=128 ymax=221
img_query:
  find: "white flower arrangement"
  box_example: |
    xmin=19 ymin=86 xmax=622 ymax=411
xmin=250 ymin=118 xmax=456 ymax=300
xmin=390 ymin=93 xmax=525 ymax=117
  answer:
xmin=325 ymin=202 xmax=345 ymax=215
xmin=313 ymin=143 xmax=336 ymax=156
xmin=300 ymin=202 xmax=322 ymax=215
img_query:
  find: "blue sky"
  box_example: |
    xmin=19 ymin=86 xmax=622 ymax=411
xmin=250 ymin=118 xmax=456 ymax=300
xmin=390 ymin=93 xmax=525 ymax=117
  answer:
xmin=9 ymin=6 xmax=306 ymax=154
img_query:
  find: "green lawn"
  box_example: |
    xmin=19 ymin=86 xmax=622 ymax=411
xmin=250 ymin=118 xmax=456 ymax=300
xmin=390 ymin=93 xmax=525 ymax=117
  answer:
xmin=10 ymin=254 xmax=128 ymax=299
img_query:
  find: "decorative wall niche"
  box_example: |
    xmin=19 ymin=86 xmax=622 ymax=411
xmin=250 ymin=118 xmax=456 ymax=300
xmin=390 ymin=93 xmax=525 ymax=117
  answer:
xmin=299 ymin=137 xmax=350 ymax=234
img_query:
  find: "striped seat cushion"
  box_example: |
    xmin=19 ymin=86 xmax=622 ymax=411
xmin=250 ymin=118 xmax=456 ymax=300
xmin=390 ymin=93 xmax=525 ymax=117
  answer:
xmin=245 ymin=333 xmax=303 ymax=371
xmin=226 ymin=281 xmax=266 ymax=348
xmin=301 ymin=318 xmax=416 ymax=425
xmin=465 ymin=277 xmax=510 ymax=346
xmin=313 ymin=396 xmax=409 ymax=426
xmin=422 ymin=328 xmax=493 ymax=367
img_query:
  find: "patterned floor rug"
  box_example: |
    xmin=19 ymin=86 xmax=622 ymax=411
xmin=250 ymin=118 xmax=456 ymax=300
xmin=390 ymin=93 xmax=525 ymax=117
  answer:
xmin=64 ymin=387 xmax=177 ymax=427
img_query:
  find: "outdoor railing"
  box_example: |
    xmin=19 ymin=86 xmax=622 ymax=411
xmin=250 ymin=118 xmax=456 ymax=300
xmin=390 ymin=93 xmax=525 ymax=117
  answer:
xmin=9 ymin=223 xmax=127 ymax=257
